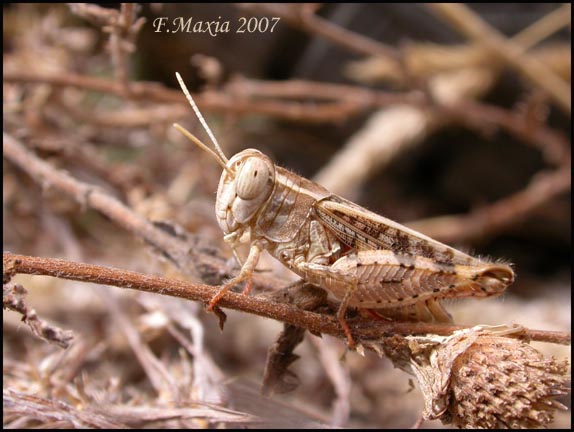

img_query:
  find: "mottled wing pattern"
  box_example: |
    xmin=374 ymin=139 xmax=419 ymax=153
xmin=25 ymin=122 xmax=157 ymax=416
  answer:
xmin=315 ymin=195 xmax=475 ymax=266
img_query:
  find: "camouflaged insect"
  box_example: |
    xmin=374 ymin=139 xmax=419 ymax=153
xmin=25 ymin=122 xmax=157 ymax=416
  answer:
xmin=174 ymin=73 xmax=515 ymax=348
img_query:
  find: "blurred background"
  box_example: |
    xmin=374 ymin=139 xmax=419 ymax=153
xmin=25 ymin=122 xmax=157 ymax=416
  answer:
xmin=3 ymin=3 xmax=571 ymax=428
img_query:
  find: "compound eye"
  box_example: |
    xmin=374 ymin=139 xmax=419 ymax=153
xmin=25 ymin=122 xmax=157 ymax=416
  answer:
xmin=236 ymin=157 xmax=270 ymax=200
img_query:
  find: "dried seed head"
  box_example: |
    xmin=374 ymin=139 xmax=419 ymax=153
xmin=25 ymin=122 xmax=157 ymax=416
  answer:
xmin=382 ymin=325 xmax=570 ymax=429
xmin=447 ymin=335 xmax=570 ymax=429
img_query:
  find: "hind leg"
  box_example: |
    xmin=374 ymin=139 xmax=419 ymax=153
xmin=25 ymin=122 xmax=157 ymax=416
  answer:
xmin=336 ymin=284 xmax=359 ymax=349
xmin=294 ymin=260 xmax=360 ymax=348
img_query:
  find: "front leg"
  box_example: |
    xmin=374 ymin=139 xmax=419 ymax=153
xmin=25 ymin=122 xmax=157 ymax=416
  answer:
xmin=207 ymin=243 xmax=262 ymax=311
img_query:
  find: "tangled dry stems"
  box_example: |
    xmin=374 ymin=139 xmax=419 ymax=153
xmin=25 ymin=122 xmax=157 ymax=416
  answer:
xmin=3 ymin=3 xmax=571 ymax=428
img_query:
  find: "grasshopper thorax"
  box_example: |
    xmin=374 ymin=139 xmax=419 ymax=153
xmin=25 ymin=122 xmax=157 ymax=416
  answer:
xmin=216 ymin=149 xmax=276 ymax=237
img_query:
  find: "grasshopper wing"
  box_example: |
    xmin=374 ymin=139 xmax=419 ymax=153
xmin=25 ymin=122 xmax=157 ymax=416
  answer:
xmin=314 ymin=195 xmax=475 ymax=266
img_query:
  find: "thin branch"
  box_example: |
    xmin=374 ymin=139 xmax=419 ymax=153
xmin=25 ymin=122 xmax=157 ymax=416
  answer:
xmin=57 ymin=100 xmax=189 ymax=128
xmin=4 ymin=70 xmax=568 ymax=164
xmin=2 ymin=70 xmax=366 ymax=123
xmin=3 ymin=132 xmax=197 ymax=278
xmin=429 ymin=4 xmax=571 ymax=114
xmin=238 ymin=3 xmax=399 ymax=60
xmin=3 ymin=283 xmax=74 ymax=348
xmin=3 ymin=388 xmax=257 ymax=428
xmin=313 ymin=68 xmax=496 ymax=196
xmin=3 ymin=132 xmax=286 ymax=295
xmin=25 ymin=133 xmax=149 ymax=199
xmin=407 ymin=166 xmax=571 ymax=243
xmin=511 ymin=4 xmax=572 ymax=48
xmin=3 ymin=389 xmax=125 ymax=429
xmin=4 ymin=252 xmax=571 ymax=346
xmin=309 ymin=335 xmax=351 ymax=427
xmin=346 ymin=4 xmax=571 ymax=86
xmin=442 ymin=99 xmax=570 ymax=167
xmin=109 ymin=3 xmax=138 ymax=91
xmin=227 ymin=76 xmax=420 ymax=105
xmin=67 ymin=3 xmax=117 ymax=24
xmin=68 ymin=3 xmax=145 ymax=94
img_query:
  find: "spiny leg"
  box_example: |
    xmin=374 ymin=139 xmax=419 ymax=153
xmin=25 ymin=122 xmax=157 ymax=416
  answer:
xmin=425 ymin=298 xmax=453 ymax=323
xmin=293 ymin=260 xmax=359 ymax=348
xmin=207 ymin=243 xmax=261 ymax=311
xmin=336 ymin=283 xmax=357 ymax=350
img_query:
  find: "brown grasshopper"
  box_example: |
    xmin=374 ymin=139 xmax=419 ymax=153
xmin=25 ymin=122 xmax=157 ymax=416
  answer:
xmin=174 ymin=72 xmax=514 ymax=348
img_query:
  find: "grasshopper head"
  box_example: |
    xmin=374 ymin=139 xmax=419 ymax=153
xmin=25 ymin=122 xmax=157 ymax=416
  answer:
xmin=216 ymin=149 xmax=276 ymax=236
xmin=172 ymin=73 xmax=276 ymax=239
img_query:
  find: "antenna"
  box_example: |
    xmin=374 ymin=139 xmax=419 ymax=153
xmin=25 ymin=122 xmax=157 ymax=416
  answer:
xmin=173 ymin=123 xmax=231 ymax=174
xmin=175 ymin=72 xmax=229 ymax=164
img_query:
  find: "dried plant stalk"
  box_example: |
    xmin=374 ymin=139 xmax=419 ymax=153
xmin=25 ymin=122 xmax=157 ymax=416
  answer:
xmin=3 ymin=4 xmax=570 ymax=429
xmin=429 ymin=3 xmax=571 ymax=114
xmin=3 ymin=283 xmax=74 ymax=348
xmin=313 ymin=68 xmax=495 ymax=197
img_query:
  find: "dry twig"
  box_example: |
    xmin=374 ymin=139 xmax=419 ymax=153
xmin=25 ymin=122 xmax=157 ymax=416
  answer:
xmin=313 ymin=67 xmax=496 ymax=197
xmin=3 ymin=131 xmax=199 ymax=279
xmin=238 ymin=3 xmax=399 ymax=60
xmin=69 ymin=3 xmax=145 ymax=93
xmin=3 ymin=4 xmax=570 ymax=428
xmin=309 ymin=335 xmax=352 ymax=427
xmin=3 ymin=388 xmax=258 ymax=428
xmin=3 ymin=283 xmax=74 ymax=349
xmin=3 ymin=252 xmax=571 ymax=347
xmin=4 ymin=69 xmax=567 ymax=163
xmin=407 ymin=166 xmax=570 ymax=243
xmin=429 ymin=3 xmax=571 ymax=114
xmin=1 ymin=69 xmax=417 ymax=123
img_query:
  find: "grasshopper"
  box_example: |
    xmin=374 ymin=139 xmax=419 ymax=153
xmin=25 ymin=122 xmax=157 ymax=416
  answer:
xmin=173 ymin=73 xmax=514 ymax=348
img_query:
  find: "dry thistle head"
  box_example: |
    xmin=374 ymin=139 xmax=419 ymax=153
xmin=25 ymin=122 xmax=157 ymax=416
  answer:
xmin=446 ymin=333 xmax=570 ymax=428
xmin=382 ymin=325 xmax=570 ymax=429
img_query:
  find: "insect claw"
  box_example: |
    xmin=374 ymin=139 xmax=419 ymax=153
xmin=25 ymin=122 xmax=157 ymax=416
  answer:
xmin=209 ymin=304 xmax=227 ymax=330
xmin=207 ymin=271 xmax=254 ymax=312
xmin=339 ymin=316 xmax=357 ymax=350
xmin=207 ymin=283 xmax=234 ymax=311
